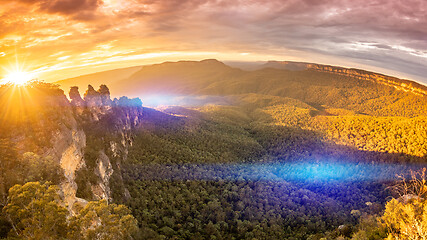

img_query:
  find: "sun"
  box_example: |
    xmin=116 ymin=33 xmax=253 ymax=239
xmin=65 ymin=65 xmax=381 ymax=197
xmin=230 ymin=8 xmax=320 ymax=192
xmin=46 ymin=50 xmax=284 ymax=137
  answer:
xmin=2 ymin=71 xmax=35 ymax=85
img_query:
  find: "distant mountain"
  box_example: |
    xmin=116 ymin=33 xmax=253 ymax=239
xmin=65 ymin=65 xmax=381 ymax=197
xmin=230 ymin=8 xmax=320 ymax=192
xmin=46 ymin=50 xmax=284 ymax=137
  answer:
xmin=113 ymin=59 xmax=242 ymax=96
xmin=56 ymin=59 xmax=427 ymax=116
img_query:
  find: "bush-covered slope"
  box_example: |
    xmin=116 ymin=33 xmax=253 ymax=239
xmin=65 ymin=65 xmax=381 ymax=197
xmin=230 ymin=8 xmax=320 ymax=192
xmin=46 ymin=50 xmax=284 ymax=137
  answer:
xmin=117 ymin=103 xmax=423 ymax=239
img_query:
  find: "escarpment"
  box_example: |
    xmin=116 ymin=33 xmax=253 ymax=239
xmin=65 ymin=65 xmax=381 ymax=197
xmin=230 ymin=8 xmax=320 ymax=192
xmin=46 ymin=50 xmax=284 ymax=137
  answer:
xmin=66 ymin=85 xmax=143 ymax=207
xmin=263 ymin=61 xmax=427 ymax=97
xmin=0 ymin=82 xmax=143 ymax=212
xmin=306 ymin=64 xmax=427 ymax=97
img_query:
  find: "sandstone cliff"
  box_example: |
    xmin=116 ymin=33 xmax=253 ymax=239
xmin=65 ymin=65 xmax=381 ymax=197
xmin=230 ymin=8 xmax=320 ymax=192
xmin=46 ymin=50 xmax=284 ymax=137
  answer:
xmin=64 ymin=84 xmax=143 ymax=209
xmin=263 ymin=61 xmax=427 ymax=97
xmin=5 ymin=83 xmax=145 ymax=211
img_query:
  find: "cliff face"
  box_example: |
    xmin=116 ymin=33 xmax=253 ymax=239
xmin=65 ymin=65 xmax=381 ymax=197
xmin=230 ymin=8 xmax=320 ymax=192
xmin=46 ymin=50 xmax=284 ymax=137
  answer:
xmin=0 ymin=83 xmax=137 ymax=211
xmin=64 ymin=85 xmax=143 ymax=208
xmin=28 ymin=84 xmax=144 ymax=211
xmin=263 ymin=61 xmax=427 ymax=97
xmin=306 ymin=64 xmax=427 ymax=97
xmin=57 ymin=128 xmax=86 ymax=212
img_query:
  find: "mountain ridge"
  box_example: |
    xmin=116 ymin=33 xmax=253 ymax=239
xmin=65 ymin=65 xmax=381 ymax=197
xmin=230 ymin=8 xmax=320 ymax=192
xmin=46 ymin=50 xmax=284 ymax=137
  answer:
xmin=54 ymin=59 xmax=427 ymax=118
xmin=262 ymin=60 xmax=427 ymax=97
xmin=56 ymin=59 xmax=427 ymax=98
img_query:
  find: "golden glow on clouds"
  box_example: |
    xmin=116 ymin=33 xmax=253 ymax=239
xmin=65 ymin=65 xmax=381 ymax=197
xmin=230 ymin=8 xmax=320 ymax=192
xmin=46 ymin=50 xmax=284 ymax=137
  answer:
xmin=0 ymin=0 xmax=425 ymax=84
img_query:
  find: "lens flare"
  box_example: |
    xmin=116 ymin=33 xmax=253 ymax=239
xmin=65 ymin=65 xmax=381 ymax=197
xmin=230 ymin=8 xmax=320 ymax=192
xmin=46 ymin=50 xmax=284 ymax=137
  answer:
xmin=127 ymin=162 xmax=426 ymax=183
xmin=3 ymin=71 xmax=35 ymax=85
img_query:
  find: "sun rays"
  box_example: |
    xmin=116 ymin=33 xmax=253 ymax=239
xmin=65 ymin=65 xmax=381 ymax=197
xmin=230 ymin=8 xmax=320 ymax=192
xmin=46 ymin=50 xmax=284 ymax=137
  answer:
xmin=2 ymin=71 xmax=35 ymax=85
xmin=1 ymin=54 xmax=38 ymax=86
xmin=0 ymin=59 xmax=38 ymax=126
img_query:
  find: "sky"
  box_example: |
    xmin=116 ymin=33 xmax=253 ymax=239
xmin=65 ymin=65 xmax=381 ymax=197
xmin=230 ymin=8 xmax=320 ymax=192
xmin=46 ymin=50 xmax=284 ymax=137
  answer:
xmin=0 ymin=0 xmax=426 ymax=84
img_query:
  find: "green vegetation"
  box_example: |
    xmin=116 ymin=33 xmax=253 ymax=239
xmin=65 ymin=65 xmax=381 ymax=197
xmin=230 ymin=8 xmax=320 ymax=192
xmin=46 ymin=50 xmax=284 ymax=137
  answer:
xmin=2 ymin=182 xmax=138 ymax=240
xmin=313 ymin=115 xmax=427 ymax=158
xmin=3 ymin=182 xmax=68 ymax=240
xmin=376 ymin=169 xmax=427 ymax=239
xmin=254 ymin=97 xmax=427 ymax=160
xmin=0 ymin=147 xmax=63 ymax=204
xmin=117 ymin=105 xmax=401 ymax=239
xmin=0 ymin=148 xmax=63 ymax=239
xmin=113 ymin=87 xmax=425 ymax=238
xmin=1 ymin=65 xmax=427 ymax=239
xmin=68 ymin=199 xmax=138 ymax=240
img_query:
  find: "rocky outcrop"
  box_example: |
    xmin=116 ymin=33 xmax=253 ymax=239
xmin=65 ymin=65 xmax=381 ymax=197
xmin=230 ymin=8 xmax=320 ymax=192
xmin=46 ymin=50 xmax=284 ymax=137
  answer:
xmin=98 ymin=84 xmax=113 ymax=107
xmin=69 ymin=86 xmax=86 ymax=115
xmin=67 ymin=85 xmax=143 ymax=205
xmin=92 ymin=150 xmax=113 ymax=201
xmin=306 ymin=64 xmax=427 ymax=97
xmin=0 ymin=82 xmax=143 ymax=213
xmin=83 ymin=84 xmax=114 ymax=121
xmin=263 ymin=61 xmax=427 ymax=97
xmin=69 ymin=86 xmax=86 ymax=107
xmin=58 ymin=129 xmax=87 ymax=212
xmin=83 ymin=85 xmax=105 ymax=121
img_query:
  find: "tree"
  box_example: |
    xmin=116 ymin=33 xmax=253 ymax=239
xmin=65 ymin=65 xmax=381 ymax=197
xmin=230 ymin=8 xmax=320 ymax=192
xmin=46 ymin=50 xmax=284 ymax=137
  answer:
xmin=20 ymin=152 xmax=64 ymax=184
xmin=0 ymin=138 xmax=19 ymax=204
xmin=2 ymin=182 xmax=68 ymax=240
xmin=2 ymin=182 xmax=138 ymax=240
xmin=381 ymin=169 xmax=427 ymax=239
xmin=68 ymin=199 xmax=138 ymax=240
xmin=381 ymin=198 xmax=427 ymax=239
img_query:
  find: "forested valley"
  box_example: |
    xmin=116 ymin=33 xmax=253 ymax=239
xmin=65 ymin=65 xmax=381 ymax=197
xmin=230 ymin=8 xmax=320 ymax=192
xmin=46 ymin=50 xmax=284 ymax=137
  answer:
xmin=0 ymin=61 xmax=427 ymax=239
xmin=118 ymin=94 xmax=426 ymax=239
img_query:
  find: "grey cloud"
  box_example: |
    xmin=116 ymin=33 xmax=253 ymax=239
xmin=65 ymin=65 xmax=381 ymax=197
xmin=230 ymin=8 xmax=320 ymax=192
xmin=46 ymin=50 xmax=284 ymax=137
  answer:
xmin=5 ymin=0 xmax=102 ymax=20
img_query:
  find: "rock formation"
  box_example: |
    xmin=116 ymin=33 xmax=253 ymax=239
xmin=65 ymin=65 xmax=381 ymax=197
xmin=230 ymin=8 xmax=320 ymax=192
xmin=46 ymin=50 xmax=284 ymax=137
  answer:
xmin=19 ymin=84 xmax=144 ymax=211
xmin=306 ymin=64 xmax=427 ymax=97
xmin=264 ymin=61 xmax=427 ymax=97
xmin=65 ymin=84 xmax=142 ymax=207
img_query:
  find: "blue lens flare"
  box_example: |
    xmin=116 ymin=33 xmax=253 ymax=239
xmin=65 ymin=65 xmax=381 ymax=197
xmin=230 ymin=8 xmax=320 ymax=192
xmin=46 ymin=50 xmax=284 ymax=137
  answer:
xmin=272 ymin=162 xmax=398 ymax=182
xmin=128 ymin=161 xmax=426 ymax=183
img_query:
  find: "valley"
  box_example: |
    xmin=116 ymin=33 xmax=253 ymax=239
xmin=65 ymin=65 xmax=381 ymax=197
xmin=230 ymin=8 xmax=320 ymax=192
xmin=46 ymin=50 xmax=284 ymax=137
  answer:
xmin=0 ymin=60 xmax=426 ymax=239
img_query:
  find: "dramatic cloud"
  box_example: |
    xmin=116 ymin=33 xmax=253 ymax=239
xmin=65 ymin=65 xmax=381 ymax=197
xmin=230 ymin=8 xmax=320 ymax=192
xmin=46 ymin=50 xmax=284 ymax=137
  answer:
xmin=10 ymin=0 xmax=102 ymax=19
xmin=0 ymin=0 xmax=426 ymax=83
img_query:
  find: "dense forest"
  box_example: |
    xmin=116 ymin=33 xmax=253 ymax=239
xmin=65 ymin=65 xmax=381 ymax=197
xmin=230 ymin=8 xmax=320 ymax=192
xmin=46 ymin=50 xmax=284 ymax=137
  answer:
xmin=1 ymin=60 xmax=427 ymax=239
xmin=117 ymin=100 xmax=425 ymax=239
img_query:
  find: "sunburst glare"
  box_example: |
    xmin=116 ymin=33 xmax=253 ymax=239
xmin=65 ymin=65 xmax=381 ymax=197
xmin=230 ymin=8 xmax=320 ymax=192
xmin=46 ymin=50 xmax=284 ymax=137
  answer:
xmin=1 ymin=59 xmax=37 ymax=86
xmin=3 ymin=71 xmax=35 ymax=85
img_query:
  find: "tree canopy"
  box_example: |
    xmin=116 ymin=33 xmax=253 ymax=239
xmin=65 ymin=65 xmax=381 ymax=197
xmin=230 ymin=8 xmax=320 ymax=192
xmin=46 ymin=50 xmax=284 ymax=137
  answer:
xmin=2 ymin=182 xmax=138 ymax=240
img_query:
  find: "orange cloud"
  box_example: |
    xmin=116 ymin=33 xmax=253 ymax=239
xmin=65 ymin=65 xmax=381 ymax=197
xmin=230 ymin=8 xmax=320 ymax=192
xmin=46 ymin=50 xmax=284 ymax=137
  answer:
xmin=0 ymin=0 xmax=426 ymax=84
